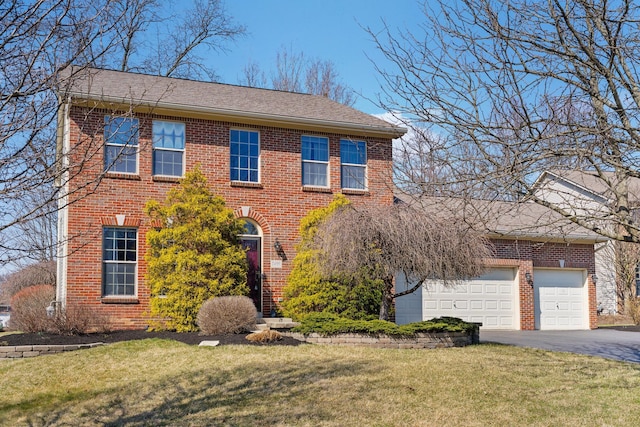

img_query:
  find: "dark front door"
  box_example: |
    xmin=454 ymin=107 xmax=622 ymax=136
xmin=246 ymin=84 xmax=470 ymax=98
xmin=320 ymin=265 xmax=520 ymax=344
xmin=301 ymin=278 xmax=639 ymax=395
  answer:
xmin=241 ymin=237 xmax=261 ymax=312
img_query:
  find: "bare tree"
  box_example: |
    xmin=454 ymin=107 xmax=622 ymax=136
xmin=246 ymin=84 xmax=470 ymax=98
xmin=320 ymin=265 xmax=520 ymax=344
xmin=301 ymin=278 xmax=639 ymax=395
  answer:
xmin=312 ymin=204 xmax=491 ymax=320
xmin=0 ymin=261 xmax=56 ymax=301
xmin=305 ymin=59 xmax=355 ymax=106
xmin=271 ymin=47 xmax=305 ymax=93
xmin=239 ymin=61 xmax=267 ymax=88
xmin=0 ymin=0 xmax=244 ymax=266
xmin=614 ymin=242 xmax=640 ymax=317
xmin=370 ymin=0 xmax=640 ymax=242
xmin=240 ymin=46 xmax=356 ymax=106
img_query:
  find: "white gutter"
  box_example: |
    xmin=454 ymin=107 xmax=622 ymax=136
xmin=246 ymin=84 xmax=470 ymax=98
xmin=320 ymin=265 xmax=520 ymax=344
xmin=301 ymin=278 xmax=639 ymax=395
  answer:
xmin=67 ymin=92 xmax=408 ymax=139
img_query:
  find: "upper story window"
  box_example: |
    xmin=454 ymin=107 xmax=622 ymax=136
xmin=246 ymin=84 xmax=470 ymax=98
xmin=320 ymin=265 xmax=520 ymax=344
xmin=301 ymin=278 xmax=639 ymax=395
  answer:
xmin=104 ymin=116 xmax=139 ymax=174
xmin=230 ymin=129 xmax=259 ymax=182
xmin=102 ymin=227 xmax=137 ymax=297
xmin=302 ymin=135 xmax=329 ymax=187
xmin=340 ymin=139 xmax=367 ymax=190
xmin=153 ymin=121 xmax=185 ymax=177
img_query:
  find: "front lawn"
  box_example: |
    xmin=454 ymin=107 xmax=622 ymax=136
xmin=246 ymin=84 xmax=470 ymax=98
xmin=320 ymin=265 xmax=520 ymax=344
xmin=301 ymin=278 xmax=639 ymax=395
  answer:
xmin=2 ymin=340 xmax=639 ymax=426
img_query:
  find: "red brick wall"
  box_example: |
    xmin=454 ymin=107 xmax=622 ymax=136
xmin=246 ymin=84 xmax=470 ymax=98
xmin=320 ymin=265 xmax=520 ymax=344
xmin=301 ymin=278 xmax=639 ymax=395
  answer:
xmin=490 ymin=239 xmax=597 ymax=330
xmin=63 ymin=107 xmax=394 ymax=330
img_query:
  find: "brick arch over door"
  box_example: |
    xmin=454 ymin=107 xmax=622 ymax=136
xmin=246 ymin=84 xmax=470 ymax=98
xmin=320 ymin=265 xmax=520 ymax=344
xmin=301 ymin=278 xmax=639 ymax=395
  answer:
xmin=233 ymin=207 xmax=271 ymax=235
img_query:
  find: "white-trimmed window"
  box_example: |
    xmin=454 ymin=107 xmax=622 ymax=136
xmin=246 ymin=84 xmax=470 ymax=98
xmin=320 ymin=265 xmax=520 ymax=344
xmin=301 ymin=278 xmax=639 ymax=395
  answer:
xmin=302 ymin=135 xmax=329 ymax=187
xmin=102 ymin=227 xmax=137 ymax=296
xmin=153 ymin=120 xmax=185 ymax=177
xmin=340 ymin=139 xmax=367 ymax=190
xmin=104 ymin=116 xmax=139 ymax=173
xmin=230 ymin=129 xmax=260 ymax=182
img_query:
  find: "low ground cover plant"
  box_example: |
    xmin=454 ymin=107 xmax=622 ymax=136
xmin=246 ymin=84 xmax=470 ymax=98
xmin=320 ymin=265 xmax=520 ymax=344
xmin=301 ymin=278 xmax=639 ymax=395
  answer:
xmin=291 ymin=312 xmax=476 ymax=336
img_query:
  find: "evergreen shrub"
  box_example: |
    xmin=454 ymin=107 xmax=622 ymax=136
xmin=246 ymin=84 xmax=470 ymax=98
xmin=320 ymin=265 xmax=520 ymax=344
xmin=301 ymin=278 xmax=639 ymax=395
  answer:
xmin=291 ymin=313 xmax=477 ymax=336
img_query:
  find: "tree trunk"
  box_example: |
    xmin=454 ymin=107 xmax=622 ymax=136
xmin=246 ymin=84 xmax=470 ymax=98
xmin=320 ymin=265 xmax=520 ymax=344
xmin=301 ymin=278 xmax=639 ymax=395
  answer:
xmin=379 ymin=276 xmax=395 ymax=321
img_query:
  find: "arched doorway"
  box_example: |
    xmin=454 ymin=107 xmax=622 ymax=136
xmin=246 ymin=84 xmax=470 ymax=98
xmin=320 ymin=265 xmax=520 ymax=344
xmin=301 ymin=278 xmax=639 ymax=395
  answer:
xmin=240 ymin=219 xmax=262 ymax=312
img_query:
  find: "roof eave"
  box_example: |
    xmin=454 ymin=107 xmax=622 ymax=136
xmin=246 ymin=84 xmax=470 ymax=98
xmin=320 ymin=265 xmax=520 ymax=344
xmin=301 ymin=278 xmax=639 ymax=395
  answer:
xmin=487 ymin=230 xmax=608 ymax=244
xmin=66 ymin=93 xmax=407 ymax=139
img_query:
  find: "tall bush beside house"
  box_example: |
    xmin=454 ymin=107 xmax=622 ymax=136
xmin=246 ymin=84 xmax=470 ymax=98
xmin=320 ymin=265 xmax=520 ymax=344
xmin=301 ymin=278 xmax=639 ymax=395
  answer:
xmin=9 ymin=284 xmax=55 ymax=332
xmin=282 ymin=195 xmax=384 ymax=321
xmin=145 ymin=166 xmax=248 ymax=332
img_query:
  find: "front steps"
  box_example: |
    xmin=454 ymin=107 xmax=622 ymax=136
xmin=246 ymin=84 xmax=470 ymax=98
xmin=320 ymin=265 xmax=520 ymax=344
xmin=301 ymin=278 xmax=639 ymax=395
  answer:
xmin=255 ymin=317 xmax=298 ymax=332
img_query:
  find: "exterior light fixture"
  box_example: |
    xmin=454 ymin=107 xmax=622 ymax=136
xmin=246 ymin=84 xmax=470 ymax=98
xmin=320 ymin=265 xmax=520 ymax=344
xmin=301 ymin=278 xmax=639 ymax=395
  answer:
xmin=46 ymin=301 xmax=56 ymax=318
xmin=274 ymin=239 xmax=287 ymax=261
xmin=592 ymin=274 xmax=598 ymax=285
xmin=524 ymin=272 xmax=533 ymax=287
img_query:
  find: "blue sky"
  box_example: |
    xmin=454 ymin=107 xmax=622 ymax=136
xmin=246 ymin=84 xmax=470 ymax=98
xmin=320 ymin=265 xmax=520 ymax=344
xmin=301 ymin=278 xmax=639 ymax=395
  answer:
xmin=210 ymin=0 xmax=426 ymax=114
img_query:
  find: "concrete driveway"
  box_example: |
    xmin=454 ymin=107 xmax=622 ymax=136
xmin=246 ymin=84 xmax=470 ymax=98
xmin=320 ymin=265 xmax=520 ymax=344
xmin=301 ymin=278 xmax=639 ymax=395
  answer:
xmin=481 ymin=329 xmax=640 ymax=363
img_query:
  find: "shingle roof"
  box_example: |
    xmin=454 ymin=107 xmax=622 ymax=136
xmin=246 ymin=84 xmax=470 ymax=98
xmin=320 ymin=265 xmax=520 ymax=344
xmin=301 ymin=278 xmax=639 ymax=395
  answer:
xmin=395 ymin=193 xmax=606 ymax=243
xmin=536 ymin=169 xmax=640 ymax=203
xmin=58 ymin=67 xmax=406 ymax=138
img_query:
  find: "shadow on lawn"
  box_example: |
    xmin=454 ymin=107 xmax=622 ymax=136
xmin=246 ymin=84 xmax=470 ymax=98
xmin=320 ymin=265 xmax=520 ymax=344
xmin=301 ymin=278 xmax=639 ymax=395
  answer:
xmin=26 ymin=349 xmax=375 ymax=426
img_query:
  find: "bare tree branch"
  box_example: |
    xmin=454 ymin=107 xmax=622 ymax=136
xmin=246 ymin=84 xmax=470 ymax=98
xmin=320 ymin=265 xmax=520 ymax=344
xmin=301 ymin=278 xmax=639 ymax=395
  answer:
xmin=0 ymin=0 xmax=244 ymax=267
xmin=370 ymin=0 xmax=640 ymax=242
xmin=312 ymin=203 xmax=490 ymax=320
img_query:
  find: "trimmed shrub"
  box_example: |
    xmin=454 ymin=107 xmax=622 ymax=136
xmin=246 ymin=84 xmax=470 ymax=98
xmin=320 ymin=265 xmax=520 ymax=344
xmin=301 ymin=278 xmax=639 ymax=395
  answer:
xmin=197 ymin=296 xmax=257 ymax=334
xmin=9 ymin=285 xmax=55 ymax=332
xmin=246 ymin=330 xmax=282 ymax=343
xmin=292 ymin=313 xmax=477 ymax=336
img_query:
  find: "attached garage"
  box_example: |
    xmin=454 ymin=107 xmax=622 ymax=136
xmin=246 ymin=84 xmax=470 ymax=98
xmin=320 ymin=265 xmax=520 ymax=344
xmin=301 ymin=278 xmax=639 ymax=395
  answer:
xmin=423 ymin=268 xmax=518 ymax=330
xmin=533 ymin=269 xmax=588 ymax=330
xmin=395 ymin=268 xmax=520 ymax=330
xmin=393 ymin=194 xmax=600 ymax=330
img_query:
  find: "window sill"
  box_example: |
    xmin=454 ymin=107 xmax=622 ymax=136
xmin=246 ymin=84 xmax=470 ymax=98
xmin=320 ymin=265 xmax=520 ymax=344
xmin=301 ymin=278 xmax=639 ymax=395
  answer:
xmin=105 ymin=172 xmax=141 ymax=181
xmin=153 ymin=175 xmax=182 ymax=183
xmin=341 ymin=188 xmax=369 ymax=196
xmin=230 ymin=181 xmax=263 ymax=189
xmin=302 ymin=186 xmax=332 ymax=193
xmin=101 ymin=297 xmax=139 ymax=304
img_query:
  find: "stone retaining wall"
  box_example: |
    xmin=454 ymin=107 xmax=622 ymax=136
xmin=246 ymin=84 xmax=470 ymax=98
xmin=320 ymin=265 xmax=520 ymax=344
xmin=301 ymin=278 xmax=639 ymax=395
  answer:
xmin=0 ymin=343 xmax=103 ymax=359
xmin=284 ymin=330 xmax=479 ymax=349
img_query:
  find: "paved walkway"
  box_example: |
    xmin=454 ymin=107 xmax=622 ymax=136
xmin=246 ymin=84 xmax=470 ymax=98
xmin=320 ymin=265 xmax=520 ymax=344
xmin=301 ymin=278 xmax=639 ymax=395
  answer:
xmin=481 ymin=329 xmax=640 ymax=363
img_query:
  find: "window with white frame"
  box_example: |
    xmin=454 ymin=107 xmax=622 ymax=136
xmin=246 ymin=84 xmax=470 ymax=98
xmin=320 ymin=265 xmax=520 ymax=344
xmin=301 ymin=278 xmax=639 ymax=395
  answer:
xmin=102 ymin=227 xmax=137 ymax=296
xmin=153 ymin=120 xmax=185 ymax=176
xmin=104 ymin=116 xmax=139 ymax=173
xmin=340 ymin=139 xmax=367 ymax=190
xmin=230 ymin=129 xmax=260 ymax=182
xmin=302 ymin=135 xmax=329 ymax=187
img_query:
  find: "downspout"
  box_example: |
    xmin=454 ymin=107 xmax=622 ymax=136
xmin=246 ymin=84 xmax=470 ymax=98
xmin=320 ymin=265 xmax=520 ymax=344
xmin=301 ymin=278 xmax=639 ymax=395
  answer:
xmin=55 ymin=97 xmax=71 ymax=309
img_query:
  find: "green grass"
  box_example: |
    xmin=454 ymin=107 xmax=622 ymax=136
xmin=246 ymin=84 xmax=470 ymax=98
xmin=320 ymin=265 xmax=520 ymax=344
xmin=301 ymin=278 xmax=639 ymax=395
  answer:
xmin=2 ymin=340 xmax=640 ymax=426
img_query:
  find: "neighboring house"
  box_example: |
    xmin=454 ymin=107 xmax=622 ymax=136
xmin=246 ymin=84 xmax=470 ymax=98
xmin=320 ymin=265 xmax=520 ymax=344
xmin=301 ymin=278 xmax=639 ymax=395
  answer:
xmin=532 ymin=170 xmax=640 ymax=314
xmin=55 ymin=68 xmax=404 ymax=330
xmin=395 ymin=196 xmax=604 ymax=330
xmin=0 ymin=305 xmax=9 ymax=329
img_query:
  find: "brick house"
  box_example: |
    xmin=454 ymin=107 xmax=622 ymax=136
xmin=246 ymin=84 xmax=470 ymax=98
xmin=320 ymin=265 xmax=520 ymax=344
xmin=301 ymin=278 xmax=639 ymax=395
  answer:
xmin=395 ymin=196 xmax=604 ymax=330
xmin=55 ymin=68 xmax=404 ymax=330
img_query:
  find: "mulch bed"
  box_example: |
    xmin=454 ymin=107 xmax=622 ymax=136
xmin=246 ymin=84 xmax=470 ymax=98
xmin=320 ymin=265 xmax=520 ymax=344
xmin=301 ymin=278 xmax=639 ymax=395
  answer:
xmin=0 ymin=329 xmax=304 ymax=347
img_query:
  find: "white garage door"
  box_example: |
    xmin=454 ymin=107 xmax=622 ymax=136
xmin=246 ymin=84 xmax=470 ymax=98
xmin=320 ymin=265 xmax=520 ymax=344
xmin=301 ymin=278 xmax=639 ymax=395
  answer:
xmin=423 ymin=268 xmax=518 ymax=330
xmin=533 ymin=269 xmax=587 ymax=330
